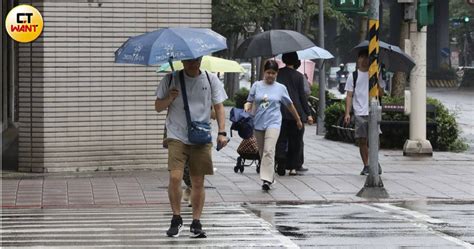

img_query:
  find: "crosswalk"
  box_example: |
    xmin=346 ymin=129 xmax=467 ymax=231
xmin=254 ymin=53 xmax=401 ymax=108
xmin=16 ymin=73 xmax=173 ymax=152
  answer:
xmin=0 ymin=205 xmax=298 ymax=248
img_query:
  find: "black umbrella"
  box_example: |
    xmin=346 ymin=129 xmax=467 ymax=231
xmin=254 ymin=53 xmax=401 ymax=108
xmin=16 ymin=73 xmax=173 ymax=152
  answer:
xmin=235 ymin=29 xmax=315 ymax=58
xmin=351 ymin=40 xmax=416 ymax=73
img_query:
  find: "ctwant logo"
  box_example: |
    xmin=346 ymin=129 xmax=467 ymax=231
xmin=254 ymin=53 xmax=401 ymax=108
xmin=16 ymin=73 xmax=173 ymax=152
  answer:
xmin=5 ymin=5 xmax=43 ymax=43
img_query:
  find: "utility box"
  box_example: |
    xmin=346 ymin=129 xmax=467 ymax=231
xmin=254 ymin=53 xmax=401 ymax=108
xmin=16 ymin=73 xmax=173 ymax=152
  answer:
xmin=404 ymin=90 xmax=411 ymax=115
xmin=404 ymin=4 xmax=416 ymax=20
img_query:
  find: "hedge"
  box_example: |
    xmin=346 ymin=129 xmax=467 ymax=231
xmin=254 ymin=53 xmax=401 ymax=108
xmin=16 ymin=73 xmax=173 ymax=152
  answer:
xmin=324 ymin=96 xmax=468 ymax=152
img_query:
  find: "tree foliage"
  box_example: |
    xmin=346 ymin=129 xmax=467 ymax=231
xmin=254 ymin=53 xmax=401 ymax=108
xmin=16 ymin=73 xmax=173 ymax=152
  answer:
xmin=449 ymin=0 xmax=474 ymax=52
xmin=212 ymin=0 xmax=354 ymax=57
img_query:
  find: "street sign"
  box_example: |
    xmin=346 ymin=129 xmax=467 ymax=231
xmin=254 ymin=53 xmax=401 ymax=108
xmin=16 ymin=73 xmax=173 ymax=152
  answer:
xmin=330 ymin=0 xmax=364 ymax=12
xmin=440 ymin=47 xmax=450 ymax=58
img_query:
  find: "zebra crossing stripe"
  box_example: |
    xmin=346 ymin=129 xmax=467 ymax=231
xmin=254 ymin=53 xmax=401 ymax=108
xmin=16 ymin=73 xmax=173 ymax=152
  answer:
xmin=1 ymin=205 xmax=299 ymax=248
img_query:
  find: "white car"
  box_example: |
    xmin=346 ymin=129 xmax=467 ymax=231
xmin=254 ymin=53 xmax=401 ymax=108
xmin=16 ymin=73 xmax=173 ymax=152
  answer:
xmin=240 ymin=62 xmax=251 ymax=81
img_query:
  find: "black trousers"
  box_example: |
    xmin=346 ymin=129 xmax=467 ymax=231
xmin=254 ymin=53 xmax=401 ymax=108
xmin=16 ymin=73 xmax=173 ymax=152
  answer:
xmin=276 ymin=119 xmax=305 ymax=170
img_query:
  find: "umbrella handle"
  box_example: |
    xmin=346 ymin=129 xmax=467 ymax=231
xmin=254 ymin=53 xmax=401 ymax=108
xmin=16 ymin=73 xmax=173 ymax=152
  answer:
xmin=168 ymin=58 xmax=175 ymax=72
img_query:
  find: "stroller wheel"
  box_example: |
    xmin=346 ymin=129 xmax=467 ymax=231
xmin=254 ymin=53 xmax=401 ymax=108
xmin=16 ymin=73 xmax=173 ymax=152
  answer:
xmin=256 ymin=161 xmax=260 ymax=173
xmin=235 ymin=157 xmax=242 ymax=173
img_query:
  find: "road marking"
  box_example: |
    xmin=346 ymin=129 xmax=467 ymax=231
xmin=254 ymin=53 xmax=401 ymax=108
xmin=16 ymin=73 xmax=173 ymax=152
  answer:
xmin=359 ymin=203 xmax=474 ymax=249
xmin=1 ymin=205 xmax=299 ymax=248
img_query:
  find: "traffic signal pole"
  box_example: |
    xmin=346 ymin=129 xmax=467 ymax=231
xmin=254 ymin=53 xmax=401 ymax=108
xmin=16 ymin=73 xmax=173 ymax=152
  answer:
xmin=317 ymin=0 xmax=326 ymax=135
xmin=403 ymin=0 xmax=433 ymax=156
xmin=356 ymin=0 xmax=389 ymax=199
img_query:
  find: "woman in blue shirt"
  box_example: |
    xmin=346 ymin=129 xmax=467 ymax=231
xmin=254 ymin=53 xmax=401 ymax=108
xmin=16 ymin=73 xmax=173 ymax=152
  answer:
xmin=244 ymin=60 xmax=303 ymax=191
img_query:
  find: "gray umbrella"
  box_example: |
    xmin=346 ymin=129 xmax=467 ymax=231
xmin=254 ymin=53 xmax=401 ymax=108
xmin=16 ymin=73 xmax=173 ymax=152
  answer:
xmin=351 ymin=40 xmax=416 ymax=73
xmin=235 ymin=29 xmax=315 ymax=58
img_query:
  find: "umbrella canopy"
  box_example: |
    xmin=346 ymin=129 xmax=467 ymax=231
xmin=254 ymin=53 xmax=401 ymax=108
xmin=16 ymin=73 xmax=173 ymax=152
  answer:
xmin=235 ymin=29 xmax=315 ymax=58
xmin=158 ymin=56 xmax=245 ymax=73
xmin=351 ymin=40 xmax=415 ymax=73
xmin=115 ymin=27 xmax=227 ymax=66
xmin=276 ymin=46 xmax=334 ymax=60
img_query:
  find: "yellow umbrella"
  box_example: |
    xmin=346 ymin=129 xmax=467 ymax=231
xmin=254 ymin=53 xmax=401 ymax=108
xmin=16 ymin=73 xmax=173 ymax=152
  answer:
xmin=158 ymin=55 xmax=245 ymax=73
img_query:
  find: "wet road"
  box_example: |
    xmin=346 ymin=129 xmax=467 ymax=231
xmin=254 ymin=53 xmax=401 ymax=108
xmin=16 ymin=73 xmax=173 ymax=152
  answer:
xmin=246 ymin=201 xmax=474 ymax=248
xmin=428 ymin=88 xmax=473 ymax=152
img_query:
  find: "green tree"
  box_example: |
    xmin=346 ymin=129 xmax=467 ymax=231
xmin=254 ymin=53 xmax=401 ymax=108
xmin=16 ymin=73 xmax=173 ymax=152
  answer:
xmin=212 ymin=0 xmax=277 ymax=58
xmin=449 ymin=0 xmax=474 ymax=66
xmin=212 ymin=0 xmax=355 ymax=99
xmin=212 ymin=0 xmax=354 ymax=58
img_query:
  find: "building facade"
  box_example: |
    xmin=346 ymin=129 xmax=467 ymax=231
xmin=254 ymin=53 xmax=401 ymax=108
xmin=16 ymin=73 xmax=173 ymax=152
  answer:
xmin=1 ymin=0 xmax=212 ymax=172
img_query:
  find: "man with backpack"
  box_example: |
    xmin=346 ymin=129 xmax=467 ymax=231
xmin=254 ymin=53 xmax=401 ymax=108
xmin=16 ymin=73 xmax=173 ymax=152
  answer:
xmin=343 ymin=49 xmax=384 ymax=176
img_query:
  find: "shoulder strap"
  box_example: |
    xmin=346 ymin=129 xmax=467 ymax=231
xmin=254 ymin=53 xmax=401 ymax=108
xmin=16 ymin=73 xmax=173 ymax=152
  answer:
xmin=178 ymin=70 xmax=192 ymax=126
xmin=352 ymin=70 xmax=358 ymax=90
xmin=204 ymin=71 xmax=213 ymax=92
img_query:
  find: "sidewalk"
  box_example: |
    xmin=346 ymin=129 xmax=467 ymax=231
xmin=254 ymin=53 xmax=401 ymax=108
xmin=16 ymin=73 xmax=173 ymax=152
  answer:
xmin=2 ymin=116 xmax=474 ymax=209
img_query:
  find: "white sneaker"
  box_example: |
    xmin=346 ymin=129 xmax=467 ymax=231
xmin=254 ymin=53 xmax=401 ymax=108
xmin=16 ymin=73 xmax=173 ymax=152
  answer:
xmin=182 ymin=187 xmax=191 ymax=202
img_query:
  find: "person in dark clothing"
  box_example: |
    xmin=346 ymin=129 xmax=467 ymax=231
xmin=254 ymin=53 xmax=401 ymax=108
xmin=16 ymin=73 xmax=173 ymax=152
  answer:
xmin=276 ymin=52 xmax=314 ymax=176
xmin=336 ymin=63 xmax=348 ymax=93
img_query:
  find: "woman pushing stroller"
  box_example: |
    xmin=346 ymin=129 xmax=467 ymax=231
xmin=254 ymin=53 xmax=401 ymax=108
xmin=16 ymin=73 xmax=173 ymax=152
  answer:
xmin=244 ymin=60 xmax=303 ymax=191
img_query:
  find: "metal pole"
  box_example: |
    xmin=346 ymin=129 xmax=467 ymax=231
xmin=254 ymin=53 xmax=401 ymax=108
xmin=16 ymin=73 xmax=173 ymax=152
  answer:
xmin=356 ymin=0 xmax=388 ymax=198
xmin=297 ymin=0 xmax=303 ymax=33
xmin=403 ymin=0 xmax=432 ymax=156
xmin=317 ymin=0 xmax=326 ymax=135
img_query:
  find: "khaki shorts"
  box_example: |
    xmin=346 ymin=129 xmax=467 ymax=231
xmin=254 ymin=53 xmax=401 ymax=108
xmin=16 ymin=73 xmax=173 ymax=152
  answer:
xmin=167 ymin=139 xmax=213 ymax=176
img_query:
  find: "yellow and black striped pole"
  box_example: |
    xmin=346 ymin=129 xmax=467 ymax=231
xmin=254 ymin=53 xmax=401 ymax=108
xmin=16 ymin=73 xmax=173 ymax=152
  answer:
xmin=356 ymin=0 xmax=388 ymax=198
xmin=368 ymin=19 xmax=380 ymax=99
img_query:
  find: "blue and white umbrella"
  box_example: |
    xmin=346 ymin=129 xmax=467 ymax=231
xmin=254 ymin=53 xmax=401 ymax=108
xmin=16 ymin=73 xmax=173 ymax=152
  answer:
xmin=115 ymin=27 xmax=227 ymax=66
xmin=276 ymin=46 xmax=334 ymax=60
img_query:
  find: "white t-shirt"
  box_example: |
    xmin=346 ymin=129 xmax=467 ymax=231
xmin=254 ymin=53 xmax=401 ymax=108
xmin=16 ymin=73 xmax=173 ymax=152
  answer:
xmin=156 ymin=71 xmax=228 ymax=144
xmin=344 ymin=70 xmax=385 ymax=116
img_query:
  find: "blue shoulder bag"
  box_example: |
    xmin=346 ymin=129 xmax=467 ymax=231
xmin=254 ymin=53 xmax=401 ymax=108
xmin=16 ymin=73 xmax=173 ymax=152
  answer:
xmin=178 ymin=70 xmax=212 ymax=144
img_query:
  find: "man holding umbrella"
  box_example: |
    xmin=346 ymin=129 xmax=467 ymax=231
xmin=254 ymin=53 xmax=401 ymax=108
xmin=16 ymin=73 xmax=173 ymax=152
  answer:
xmin=155 ymin=57 xmax=229 ymax=238
xmin=343 ymin=49 xmax=384 ymax=175
xmin=115 ymin=27 xmax=229 ymax=238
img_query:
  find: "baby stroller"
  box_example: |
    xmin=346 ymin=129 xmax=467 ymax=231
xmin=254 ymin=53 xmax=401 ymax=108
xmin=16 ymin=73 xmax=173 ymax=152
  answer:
xmin=229 ymin=108 xmax=261 ymax=173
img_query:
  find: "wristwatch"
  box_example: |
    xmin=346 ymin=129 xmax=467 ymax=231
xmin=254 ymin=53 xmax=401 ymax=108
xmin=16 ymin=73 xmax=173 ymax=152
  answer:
xmin=217 ymin=132 xmax=227 ymax=136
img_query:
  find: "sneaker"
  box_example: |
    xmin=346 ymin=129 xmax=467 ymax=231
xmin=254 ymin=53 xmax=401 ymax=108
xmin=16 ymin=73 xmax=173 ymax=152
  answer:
xmin=360 ymin=166 xmax=369 ymax=176
xmin=190 ymin=219 xmax=207 ymax=238
xmin=183 ymin=187 xmax=192 ymax=207
xmin=166 ymin=215 xmax=183 ymax=237
xmin=262 ymin=181 xmax=271 ymax=191
xmin=288 ymin=169 xmax=297 ymax=176
xmin=183 ymin=187 xmax=191 ymax=202
xmin=360 ymin=165 xmax=382 ymax=175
